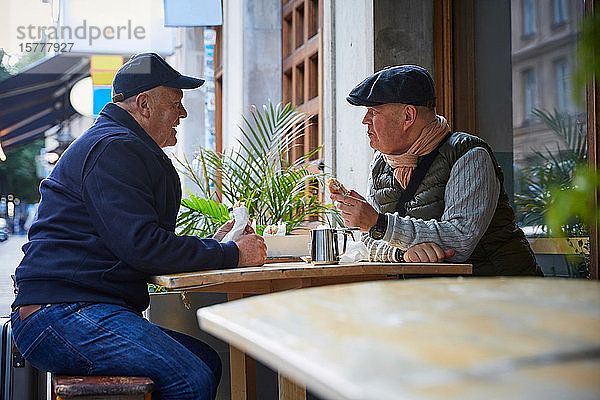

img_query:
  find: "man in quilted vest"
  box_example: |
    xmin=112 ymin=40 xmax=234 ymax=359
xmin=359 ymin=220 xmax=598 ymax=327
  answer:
xmin=331 ymin=65 xmax=542 ymax=276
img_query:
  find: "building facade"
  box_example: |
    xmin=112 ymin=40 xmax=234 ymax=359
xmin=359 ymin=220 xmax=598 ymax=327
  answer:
xmin=511 ymin=0 xmax=585 ymax=168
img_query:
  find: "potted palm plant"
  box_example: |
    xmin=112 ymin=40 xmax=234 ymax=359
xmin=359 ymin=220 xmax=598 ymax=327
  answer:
xmin=514 ymin=108 xmax=591 ymax=277
xmin=515 ymin=108 xmax=588 ymax=237
xmin=176 ymin=102 xmax=340 ymax=240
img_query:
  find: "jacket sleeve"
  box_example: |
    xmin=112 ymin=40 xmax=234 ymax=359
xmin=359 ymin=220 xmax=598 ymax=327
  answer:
xmin=81 ymin=139 xmax=238 ymax=274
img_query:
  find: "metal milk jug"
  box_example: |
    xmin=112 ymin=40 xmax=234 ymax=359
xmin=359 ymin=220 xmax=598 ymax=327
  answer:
xmin=310 ymin=228 xmax=350 ymax=265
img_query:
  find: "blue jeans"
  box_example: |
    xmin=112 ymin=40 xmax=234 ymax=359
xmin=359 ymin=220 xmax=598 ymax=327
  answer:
xmin=11 ymin=302 xmax=221 ymax=400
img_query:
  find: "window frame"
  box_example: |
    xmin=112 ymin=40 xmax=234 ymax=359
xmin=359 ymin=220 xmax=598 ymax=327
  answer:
xmin=523 ymin=0 xmax=537 ymax=36
xmin=553 ymin=0 xmax=568 ymax=25
xmin=524 ymin=68 xmax=537 ymax=121
xmin=554 ymin=58 xmax=569 ymax=112
xmin=282 ymin=0 xmax=322 ymax=164
xmin=584 ymin=0 xmax=599 ymax=279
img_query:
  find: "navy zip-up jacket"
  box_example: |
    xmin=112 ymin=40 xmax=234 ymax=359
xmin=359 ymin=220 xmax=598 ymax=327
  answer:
xmin=12 ymin=103 xmax=239 ymax=312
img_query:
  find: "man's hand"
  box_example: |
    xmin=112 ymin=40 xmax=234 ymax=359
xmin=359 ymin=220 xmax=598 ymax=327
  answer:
xmin=234 ymin=234 xmax=267 ymax=266
xmin=403 ymin=242 xmax=455 ymax=262
xmin=330 ymin=190 xmax=378 ymax=232
xmin=214 ymin=220 xmax=255 ymax=242
xmin=213 ymin=219 xmax=235 ymax=242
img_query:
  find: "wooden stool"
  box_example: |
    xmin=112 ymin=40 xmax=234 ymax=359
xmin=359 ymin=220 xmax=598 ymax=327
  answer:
xmin=52 ymin=375 xmax=154 ymax=400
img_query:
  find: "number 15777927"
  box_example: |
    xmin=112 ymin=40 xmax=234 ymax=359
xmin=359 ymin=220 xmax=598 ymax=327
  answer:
xmin=19 ymin=42 xmax=74 ymax=52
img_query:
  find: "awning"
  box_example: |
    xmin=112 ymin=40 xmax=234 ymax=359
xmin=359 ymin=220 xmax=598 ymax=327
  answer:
xmin=0 ymin=54 xmax=90 ymax=150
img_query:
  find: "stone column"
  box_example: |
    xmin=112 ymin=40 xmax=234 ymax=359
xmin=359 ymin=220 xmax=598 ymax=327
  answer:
xmin=326 ymin=0 xmax=434 ymax=196
xmin=167 ymin=27 xmax=205 ymax=195
xmin=326 ymin=0 xmax=375 ymax=195
xmin=476 ymin=1 xmax=515 ymax=201
xmin=373 ymin=0 xmax=434 ymax=73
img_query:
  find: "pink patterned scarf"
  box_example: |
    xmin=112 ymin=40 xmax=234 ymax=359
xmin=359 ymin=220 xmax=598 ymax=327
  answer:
xmin=383 ymin=115 xmax=450 ymax=188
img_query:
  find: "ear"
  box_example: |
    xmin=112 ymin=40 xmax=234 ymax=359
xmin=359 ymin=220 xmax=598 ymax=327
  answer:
xmin=135 ymin=93 xmax=151 ymax=118
xmin=402 ymin=105 xmax=417 ymax=131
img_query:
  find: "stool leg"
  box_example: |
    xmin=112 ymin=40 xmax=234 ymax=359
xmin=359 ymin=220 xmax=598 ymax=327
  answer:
xmin=51 ymin=374 xmax=58 ymax=400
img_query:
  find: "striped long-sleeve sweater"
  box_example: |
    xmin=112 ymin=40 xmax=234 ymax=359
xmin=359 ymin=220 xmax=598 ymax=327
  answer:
xmin=362 ymin=147 xmax=500 ymax=262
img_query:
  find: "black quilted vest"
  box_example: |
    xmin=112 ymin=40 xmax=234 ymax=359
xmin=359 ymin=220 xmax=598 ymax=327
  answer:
xmin=369 ymin=132 xmax=542 ymax=276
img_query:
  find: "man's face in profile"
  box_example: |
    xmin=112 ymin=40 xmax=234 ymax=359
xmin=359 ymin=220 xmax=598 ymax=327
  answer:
xmin=362 ymin=103 xmax=410 ymax=154
xmin=146 ymin=87 xmax=187 ymax=148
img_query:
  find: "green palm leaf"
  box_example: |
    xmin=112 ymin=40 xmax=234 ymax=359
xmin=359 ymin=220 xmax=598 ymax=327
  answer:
xmin=516 ymin=108 xmax=588 ymax=235
xmin=176 ymin=102 xmax=339 ymax=236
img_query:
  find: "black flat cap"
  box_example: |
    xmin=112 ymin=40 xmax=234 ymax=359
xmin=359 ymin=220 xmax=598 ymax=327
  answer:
xmin=347 ymin=65 xmax=436 ymax=107
xmin=112 ymin=52 xmax=205 ymax=102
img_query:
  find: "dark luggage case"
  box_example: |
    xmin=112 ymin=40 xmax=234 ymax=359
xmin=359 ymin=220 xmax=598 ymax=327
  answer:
xmin=1 ymin=317 xmax=47 ymax=400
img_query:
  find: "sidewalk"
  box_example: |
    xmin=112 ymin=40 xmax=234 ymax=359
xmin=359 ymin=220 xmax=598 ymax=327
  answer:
xmin=0 ymin=235 xmax=27 ymax=316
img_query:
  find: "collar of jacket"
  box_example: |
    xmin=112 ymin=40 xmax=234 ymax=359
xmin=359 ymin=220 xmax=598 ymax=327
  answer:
xmin=99 ymin=102 xmax=168 ymax=159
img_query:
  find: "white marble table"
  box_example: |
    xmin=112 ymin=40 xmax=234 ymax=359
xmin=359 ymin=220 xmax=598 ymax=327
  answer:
xmin=197 ymin=277 xmax=600 ymax=400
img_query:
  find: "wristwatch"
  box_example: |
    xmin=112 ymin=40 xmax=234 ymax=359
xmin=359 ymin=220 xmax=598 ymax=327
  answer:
xmin=369 ymin=213 xmax=387 ymax=240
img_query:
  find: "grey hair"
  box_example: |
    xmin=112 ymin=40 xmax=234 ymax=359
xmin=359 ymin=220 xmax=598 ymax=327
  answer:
xmin=116 ymin=95 xmax=137 ymax=111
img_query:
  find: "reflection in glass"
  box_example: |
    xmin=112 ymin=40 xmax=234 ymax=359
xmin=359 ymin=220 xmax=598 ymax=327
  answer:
xmin=512 ymin=0 xmax=588 ymax=278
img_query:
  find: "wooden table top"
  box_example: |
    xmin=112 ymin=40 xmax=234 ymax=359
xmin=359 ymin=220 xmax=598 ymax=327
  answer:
xmin=197 ymin=277 xmax=600 ymax=400
xmin=151 ymin=261 xmax=472 ymax=290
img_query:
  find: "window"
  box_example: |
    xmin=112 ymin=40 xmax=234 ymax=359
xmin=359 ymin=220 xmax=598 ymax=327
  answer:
xmin=282 ymin=0 xmax=321 ymax=164
xmin=436 ymin=0 xmax=596 ymax=278
xmin=524 ymin=69 xmax=537 ymax=120
xmin=555 ymin=59 xmax=569 ymax=112
xmin=553 ymin=0 xmax=567 ymax=24
xmin=523 ymin=0 xmax=536 ymax=36
xmin=510 ymin=0 xmax=592 ymax=278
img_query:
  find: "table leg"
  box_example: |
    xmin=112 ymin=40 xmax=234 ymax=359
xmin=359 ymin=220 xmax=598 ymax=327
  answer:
xmin=229 ymin=344 xmax=256 ymax=400
xmin=276 ymin=280 xmax=308 ymax=400
xmin=228 ymin=293 xmax=256 ymax=400
xmin=278 ymin=374 xmax=306 ymax=400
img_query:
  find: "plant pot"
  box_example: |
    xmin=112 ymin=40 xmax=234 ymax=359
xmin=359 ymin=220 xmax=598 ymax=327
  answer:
xmin=528 ymin=237 xmax=589 ymax=255
xmin=263 ymin=235 xmax=311 ymax=257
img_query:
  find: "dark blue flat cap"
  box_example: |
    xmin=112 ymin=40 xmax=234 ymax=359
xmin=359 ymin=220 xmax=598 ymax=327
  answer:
xmin=112 ymin=52 xmax=205 ymax=102
xmin=347 ymin=65 xmax=436 ymax=107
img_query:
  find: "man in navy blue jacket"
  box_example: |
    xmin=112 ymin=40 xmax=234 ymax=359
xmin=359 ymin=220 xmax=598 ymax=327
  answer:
xmin=11 ymin=53 xmax=267 ymax=400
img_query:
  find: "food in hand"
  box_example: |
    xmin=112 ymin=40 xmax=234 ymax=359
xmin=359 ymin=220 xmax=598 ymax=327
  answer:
xmin=328 ymin=178 xmax=350 ymax=195
xmin=221 ymin=203 xmax=249 ymax=242
xmin=264 ymin=224 xmax=278 ymax=235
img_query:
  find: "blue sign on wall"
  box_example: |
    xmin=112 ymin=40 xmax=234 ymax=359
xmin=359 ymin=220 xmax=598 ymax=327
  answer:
xmin=93 ymin=86 xmax=112 ymax=116
xmin=163 ymin=0 xmax=222 ymax=27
